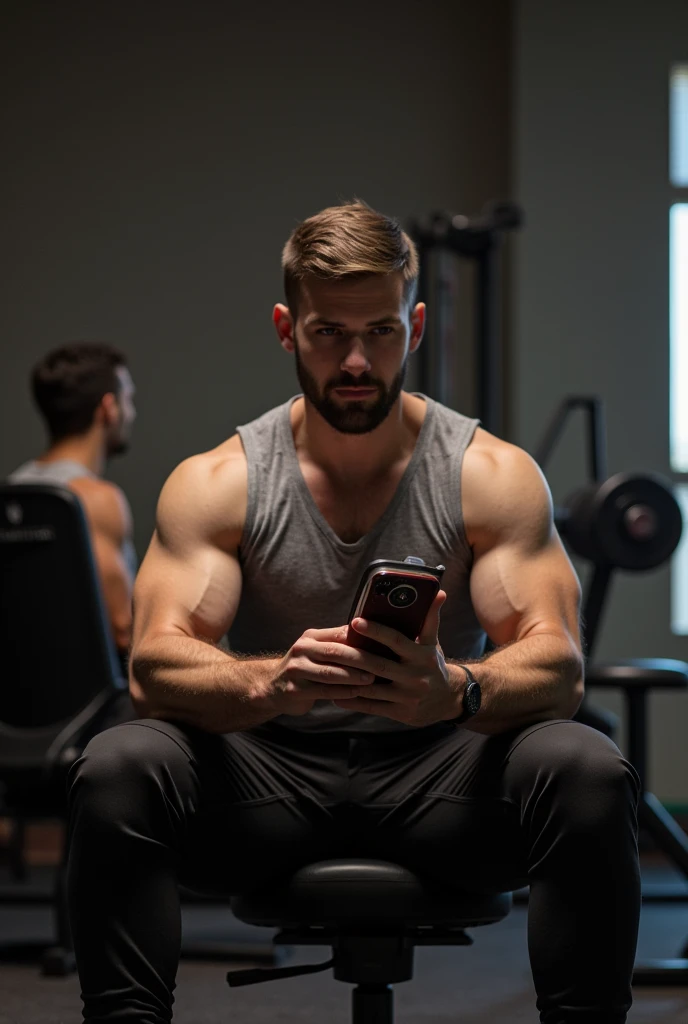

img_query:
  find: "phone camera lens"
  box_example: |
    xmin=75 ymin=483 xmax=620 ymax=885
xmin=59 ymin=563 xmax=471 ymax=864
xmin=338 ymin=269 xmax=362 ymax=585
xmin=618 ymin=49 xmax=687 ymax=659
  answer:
xmin=388 ymin=584 xmax=418 ymax=608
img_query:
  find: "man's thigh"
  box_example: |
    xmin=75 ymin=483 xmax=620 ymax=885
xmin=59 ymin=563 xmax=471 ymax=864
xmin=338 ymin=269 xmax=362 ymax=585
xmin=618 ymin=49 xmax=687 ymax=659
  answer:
xmin=349 ymin=724 xmax=530 ymax=893
xmin=172 ymin=721 xmax=540 ymax=895
xmin=176 ymin=722 xmax=349 ymax=895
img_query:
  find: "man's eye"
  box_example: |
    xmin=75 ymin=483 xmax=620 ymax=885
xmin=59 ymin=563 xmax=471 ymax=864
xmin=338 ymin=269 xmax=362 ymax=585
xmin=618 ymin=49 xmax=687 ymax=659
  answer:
xmin=316 ymin=328 xmax=340 ymax=336
xmin=371 ymin=326 xmax=394 ymax=336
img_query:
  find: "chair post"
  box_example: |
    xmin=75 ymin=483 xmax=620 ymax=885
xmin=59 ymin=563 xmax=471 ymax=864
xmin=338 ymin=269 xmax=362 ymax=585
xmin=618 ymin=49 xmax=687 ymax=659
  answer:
xmin=625 ymin=687 xmax=648 ymax=794
xmin=352 ymin=983 xmax=393 ymax=1024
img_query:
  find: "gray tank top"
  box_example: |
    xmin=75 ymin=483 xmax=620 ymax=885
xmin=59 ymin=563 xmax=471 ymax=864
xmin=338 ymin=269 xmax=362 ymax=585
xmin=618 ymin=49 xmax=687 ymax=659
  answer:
xmin=228 ymin=394 xmax=487 ymax=734
xmin=7 ymin=459 xmax=138 ymax=580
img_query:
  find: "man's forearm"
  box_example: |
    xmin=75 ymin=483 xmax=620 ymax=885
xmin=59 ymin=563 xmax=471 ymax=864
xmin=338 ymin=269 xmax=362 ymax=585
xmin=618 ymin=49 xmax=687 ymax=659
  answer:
xmin=447 ymin=631 xmax=584 ymax=735
xmin=130 ymin=635 xmax=283 ymax=733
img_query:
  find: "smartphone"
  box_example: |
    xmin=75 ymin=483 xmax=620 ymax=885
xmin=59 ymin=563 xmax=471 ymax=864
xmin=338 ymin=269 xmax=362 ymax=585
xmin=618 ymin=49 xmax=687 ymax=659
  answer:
xmin=346 ymin=558 xmax=445 ymax=678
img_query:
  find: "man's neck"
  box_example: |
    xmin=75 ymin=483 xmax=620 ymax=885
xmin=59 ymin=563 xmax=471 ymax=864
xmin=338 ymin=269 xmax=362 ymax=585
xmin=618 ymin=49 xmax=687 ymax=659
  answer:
xmin=291 ymin=391 xmax=426 ymax=485
xmin=38 ymin=431 xmax=106 ymax=477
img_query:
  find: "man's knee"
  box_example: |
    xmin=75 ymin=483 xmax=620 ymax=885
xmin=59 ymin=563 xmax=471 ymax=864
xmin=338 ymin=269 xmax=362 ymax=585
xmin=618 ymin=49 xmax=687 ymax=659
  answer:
xmin=507 ymin=720 xmax=640 ymax=821
xmin=68 ymin=720 xmax=193 ymax=827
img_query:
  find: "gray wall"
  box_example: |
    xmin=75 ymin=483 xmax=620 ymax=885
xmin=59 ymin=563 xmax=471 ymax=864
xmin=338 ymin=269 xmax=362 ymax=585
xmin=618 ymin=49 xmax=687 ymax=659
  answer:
xmin=0 ymin=1 xmax=511 ymax=556
xmin=513 ymin=0 xmax=688 ymax=800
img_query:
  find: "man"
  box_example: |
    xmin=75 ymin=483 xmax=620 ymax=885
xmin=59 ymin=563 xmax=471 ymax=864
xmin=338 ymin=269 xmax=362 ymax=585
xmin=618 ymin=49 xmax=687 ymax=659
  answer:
xmin=9 ymin=342 xmax=137 ymax=661
xmin=67 ymin=202 xmax=640 ymax=1024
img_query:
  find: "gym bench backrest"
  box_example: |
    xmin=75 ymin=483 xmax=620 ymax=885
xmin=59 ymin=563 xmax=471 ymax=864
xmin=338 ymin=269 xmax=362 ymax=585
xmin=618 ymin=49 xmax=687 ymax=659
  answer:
xmin=0 ymin=483 xmax=125 ymax=779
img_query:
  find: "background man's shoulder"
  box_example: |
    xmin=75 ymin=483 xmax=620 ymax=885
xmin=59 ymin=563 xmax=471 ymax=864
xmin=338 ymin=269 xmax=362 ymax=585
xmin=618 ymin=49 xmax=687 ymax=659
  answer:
xmin=67 ymin=476 xmax=132 ymax=541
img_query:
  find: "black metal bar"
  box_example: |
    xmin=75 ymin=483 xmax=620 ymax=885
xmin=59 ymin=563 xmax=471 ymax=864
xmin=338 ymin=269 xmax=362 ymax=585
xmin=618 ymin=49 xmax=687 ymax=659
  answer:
xmin=588 ymin=397 xmax=608 ymax=483
xmin=8 ymin=815 xmax=27 ymax=882
xmin=581 ymin=562 xmax=614 ymax=661
xmin=434 ymin=248 xmax=457 ymax=408
xmin=533 ymin=396 xmax=607 ymax=482
xmin=54 ymin=858 xmax=72 ymax=954
xmin=408 ymin=202 xmax=521 ymax=435
xmin=639 ymin=794 xmax=688 ymax=879
xmin=625 ymin=689 xmax=648 ymax=794
xmin=633 ymin=960 xmax=688 ymax=985
xmin=475 ymin=245 xmax=502 ymax=437
xmin=532 ymin=400 xmax=573 ymax=471
xmin=226 ymin=957 xmax=332 ymax=987
xmin=415 ymin=241 xmax=430 ymax=396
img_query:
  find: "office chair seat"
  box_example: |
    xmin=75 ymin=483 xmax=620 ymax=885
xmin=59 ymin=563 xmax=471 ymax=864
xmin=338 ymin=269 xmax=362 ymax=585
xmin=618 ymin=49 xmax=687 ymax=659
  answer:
xmin=232 ymin=858 xmax=512 ymax=929
xmin=228 ymin=859 xmax=512 ymax=1023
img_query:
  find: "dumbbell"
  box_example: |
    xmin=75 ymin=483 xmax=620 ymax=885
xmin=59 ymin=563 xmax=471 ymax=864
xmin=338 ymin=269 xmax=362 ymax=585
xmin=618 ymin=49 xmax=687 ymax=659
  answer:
xmin=555 ymin=472 xmax=683 ymax=571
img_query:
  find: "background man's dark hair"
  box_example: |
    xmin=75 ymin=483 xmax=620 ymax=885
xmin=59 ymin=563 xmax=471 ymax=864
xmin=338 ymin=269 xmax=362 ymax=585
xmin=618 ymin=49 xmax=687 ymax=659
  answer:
xmin=31 ymin=342 xmax=127 ymax=441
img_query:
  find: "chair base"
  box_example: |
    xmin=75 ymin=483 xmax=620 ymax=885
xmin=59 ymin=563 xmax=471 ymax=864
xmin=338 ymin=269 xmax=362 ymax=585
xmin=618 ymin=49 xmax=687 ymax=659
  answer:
xmin=181 ymin=940 xmax=282 ymax=965
xmin=227 ymin=928 xmax=472 ymax=989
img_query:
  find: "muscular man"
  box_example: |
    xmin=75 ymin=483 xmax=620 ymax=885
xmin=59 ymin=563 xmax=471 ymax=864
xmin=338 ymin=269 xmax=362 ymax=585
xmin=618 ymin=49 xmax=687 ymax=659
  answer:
xmin=9 ymin=342 xmax=137 ymax=660
xmin=67 ymin=202 xmax=640 ymax=1024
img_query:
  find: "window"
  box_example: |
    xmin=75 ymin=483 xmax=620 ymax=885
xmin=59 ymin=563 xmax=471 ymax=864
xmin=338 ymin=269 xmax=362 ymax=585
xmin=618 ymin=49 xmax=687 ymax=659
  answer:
xmin=670 ymin=203 xmax=688 ymax=473
xmin=670 ymin=65 xmax=688 ymax=634
xmin=671 ymin=65 xmax=688 ymax=187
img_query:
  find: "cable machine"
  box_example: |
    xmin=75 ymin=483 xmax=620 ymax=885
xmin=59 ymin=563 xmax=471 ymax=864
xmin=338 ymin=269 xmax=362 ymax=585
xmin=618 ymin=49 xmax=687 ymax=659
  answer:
xmin=407 ymin=200 xmax=523 ymax=437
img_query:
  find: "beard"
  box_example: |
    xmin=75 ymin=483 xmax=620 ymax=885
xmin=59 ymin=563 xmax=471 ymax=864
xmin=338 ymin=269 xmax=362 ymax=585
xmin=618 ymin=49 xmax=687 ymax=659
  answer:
xmin=106 ymin=410 xmax=131 ymax=457
xmin=294 ymin=347 xmax=408 ymax=435
xmin=107 ymin=436 xmax=130 ymax=457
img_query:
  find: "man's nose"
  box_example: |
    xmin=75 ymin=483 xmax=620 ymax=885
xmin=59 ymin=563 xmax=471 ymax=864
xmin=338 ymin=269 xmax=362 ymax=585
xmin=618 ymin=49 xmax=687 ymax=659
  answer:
xmin=340 ymin=337 xmax=371 ymax=376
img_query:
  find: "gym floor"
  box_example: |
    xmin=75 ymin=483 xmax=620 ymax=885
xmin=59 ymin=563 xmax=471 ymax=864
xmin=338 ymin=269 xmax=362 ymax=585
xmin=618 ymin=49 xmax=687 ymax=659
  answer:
xmin=1 ymin=857 xmax=688 ymax=1023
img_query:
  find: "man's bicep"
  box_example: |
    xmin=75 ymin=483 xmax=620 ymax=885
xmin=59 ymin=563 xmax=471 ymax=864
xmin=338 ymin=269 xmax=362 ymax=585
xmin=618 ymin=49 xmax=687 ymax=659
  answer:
xmin=469 ymin=534 xmax=582 ymax=649
xmin=132 ymin=450 xmax=247 ymax=648
xmin=133 ymin=532 xmax=242 ymax=645
xmin=465 ymin=444 xmax=582 ymax=650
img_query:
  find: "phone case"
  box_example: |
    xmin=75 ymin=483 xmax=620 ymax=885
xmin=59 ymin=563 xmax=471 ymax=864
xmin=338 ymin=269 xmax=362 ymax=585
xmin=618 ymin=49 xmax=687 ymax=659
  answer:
xmin=346 ymin=559 xmax=445 ymax=673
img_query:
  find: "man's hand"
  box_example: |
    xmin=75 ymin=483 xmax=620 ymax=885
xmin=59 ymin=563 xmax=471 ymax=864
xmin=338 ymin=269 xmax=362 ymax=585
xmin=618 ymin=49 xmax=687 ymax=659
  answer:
xmin=267 ymin=626 xmax=379 ymax=716
xmin=265 ymin=591 xmax=458 ymax=724
xmin=330 ymin=590 xmax=462 ymax=726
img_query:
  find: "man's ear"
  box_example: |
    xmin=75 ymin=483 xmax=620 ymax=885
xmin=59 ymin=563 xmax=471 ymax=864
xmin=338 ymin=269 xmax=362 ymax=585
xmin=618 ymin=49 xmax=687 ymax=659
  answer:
xmin=408 ymin=302 xmax=426 ymax=354
xmin=274 ymin=303 xmax=296 ymax=353
xmin=96 ymin=392 xmax=119 ymax=427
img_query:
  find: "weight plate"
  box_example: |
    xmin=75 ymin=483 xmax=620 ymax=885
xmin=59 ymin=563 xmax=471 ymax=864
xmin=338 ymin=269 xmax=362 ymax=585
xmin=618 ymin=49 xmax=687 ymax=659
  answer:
xmin=592 ymin=473 xmax=683 ymax=570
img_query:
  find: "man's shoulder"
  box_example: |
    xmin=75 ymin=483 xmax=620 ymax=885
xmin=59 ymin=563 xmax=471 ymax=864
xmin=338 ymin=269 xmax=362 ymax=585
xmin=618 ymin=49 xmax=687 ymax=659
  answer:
xmin=463 ymin=429 xmax=552 ymax=535
xmin=67 ymin=476 xmax=132 ymax=541
xmin=6 ymin=460 xmax=36 ymax=481
xmin=157 ymin=436 xmax=248 ymax=541
xmin=169 ymin=434 xmax=247 ymax=491
xmin=465 ymin=427 xmax=537 ymax=476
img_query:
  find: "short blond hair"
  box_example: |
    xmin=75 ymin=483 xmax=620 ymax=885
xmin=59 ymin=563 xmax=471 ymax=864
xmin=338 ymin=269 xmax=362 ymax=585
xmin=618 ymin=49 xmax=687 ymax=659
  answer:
xmin=282 ymin=199 xmax=419 ymax=315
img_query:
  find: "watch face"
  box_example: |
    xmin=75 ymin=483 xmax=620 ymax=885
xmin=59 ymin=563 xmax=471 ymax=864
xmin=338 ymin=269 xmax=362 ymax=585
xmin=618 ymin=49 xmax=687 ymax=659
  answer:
xmin=466 ymin=682 xmax=481 ymax=716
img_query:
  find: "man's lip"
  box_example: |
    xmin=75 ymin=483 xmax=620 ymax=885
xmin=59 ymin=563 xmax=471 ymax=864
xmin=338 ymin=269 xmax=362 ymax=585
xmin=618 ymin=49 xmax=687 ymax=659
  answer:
xmin=333 ymin=387 xmax=377 ymax=394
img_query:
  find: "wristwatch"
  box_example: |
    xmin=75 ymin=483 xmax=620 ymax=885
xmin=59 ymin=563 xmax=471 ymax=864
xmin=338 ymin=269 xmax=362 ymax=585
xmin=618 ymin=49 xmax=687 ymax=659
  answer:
xmin=448 ymin=665 xmax=482 ymax=725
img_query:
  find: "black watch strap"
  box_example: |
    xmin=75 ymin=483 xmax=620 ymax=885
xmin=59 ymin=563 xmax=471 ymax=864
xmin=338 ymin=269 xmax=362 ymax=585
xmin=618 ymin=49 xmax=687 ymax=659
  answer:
xmin=448 ymin=664 xmax=481 ymax=726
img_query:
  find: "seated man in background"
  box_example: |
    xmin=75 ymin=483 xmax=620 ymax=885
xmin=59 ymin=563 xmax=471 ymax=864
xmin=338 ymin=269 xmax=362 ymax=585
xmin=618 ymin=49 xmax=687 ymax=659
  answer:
xmin=67 ymin=202 xmax=640 ymax=1024
xmin=9 ymin=342 xmax=137 ymax=664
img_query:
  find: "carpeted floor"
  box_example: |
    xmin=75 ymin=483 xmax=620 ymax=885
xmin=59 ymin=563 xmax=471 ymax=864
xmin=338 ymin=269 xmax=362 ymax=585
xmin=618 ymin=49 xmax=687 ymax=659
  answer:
xmin=1 ymin=862 xmax=688 ymax=1022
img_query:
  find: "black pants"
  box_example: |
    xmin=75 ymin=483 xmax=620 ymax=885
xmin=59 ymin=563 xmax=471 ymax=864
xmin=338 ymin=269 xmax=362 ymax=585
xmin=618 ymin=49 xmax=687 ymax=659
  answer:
xmin=66 ymin=716 xmax=640 ymax=1024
